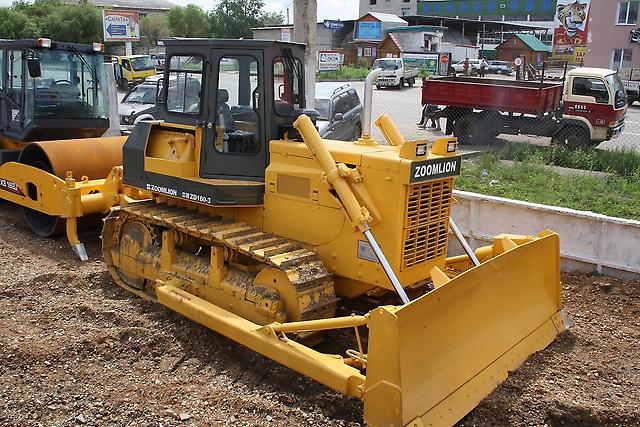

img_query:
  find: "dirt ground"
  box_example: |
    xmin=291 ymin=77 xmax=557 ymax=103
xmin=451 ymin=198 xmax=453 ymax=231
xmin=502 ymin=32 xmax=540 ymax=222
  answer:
xmin=0 ymin=203 xmax=638 ymax=427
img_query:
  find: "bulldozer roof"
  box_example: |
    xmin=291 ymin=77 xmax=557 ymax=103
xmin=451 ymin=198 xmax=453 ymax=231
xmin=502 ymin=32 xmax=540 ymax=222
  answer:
xmin=161 ymin=38 xmax=305 ymax=48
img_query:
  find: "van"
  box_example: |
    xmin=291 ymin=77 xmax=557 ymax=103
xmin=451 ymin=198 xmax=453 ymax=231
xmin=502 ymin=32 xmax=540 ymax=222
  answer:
xmin=113 ymin=55 xmax=157 ymax=89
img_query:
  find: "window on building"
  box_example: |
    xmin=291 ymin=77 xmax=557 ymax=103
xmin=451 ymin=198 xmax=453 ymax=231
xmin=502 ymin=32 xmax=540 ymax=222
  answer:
xmin=612 ymin=48 xmax=633 ymax=69
xmin=369 ymin=0 xmax=376 ymax=5
xmin=617 ymin=1 xmax=639 ymax=24
xmin=403 ymin=0 xmax=411 ymax=2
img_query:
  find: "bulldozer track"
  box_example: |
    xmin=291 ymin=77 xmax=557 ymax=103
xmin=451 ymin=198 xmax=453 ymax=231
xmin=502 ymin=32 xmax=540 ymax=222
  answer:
xmin=106 ymin=200 xmax=337 ymax=322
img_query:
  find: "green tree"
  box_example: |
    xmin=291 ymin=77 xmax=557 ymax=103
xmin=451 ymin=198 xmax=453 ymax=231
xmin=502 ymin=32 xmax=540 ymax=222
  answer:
xmin=261 ymin=11 xmax=285 ymax=26
xmin=167 ymin=5 xmax=209 ymax=38
xmin=39 ymin=1 xmax=102 ymax=45
xmin=140 ymin=13 xmax=169 ymax=47
xmin=209 ymin=0 xmax=273 ymax=39
xmin=0 ymin=7 xmax=38 ymax=39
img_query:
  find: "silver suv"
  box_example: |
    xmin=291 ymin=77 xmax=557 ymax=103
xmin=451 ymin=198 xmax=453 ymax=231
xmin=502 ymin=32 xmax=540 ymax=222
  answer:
xmin=315 ymin=83 xmax=363 ymax=141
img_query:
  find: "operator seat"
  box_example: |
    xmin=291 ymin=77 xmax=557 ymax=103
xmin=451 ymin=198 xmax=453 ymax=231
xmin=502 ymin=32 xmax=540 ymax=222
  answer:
xmin=216 ymin=89 xmax=235 ymax=131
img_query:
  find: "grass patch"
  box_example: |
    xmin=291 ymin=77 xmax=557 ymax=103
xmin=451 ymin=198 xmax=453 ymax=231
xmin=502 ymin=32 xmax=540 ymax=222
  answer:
xmin=456 ymin=154 xmax=640 ymax=220
xmin=317 ymin=67 xmax=370 ymax=81
xmin=498 ymin=143 xmax=640 ymax=181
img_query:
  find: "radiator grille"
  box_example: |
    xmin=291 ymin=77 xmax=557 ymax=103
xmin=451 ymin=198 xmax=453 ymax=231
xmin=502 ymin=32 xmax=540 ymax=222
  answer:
xmin=401 ymin=178 xmax=454 ymax=270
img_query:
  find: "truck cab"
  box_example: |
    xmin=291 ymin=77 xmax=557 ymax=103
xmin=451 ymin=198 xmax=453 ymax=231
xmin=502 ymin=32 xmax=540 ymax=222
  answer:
xmin=562 ymin=68 xmax=627 ymax=143
xmin=113 ymin=55 xmax=157 ymax=90
xmin=373 ymin=58 xmax=418 ymax=89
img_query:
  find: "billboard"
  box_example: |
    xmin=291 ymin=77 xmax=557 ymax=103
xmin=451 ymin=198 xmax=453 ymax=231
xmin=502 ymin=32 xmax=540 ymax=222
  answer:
xmin=357 ymin=21 xmax=382 ymax=41
xmin=318 ymin=50 xmax=340 ymax=71
xmin=402 ymin=53 xmax=440 ymax=75
xmin=103 ymin=10 xmax=140 ymax=42
xmin=552 ymin=0 xmax=591 ymax=64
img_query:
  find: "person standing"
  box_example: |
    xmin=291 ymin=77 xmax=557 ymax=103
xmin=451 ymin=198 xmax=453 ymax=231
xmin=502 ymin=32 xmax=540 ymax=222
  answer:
xmin=463 ymin=58 xmax=470 ymax=77
xmin=480 ymin=58 xmax=488 ymax=77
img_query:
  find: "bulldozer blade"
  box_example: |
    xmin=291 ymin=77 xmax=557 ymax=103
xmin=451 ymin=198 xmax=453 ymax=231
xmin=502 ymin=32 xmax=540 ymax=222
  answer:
xmin=363 ymin=232 xmax=570 ymax=427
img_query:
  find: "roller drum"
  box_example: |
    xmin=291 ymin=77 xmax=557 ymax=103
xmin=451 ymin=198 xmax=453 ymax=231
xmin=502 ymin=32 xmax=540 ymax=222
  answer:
xmin=18 ymin=136 xmax=126 ymax=237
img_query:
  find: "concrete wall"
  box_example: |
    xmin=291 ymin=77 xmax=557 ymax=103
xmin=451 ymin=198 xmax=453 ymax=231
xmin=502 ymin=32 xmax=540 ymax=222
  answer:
xmin=359 ymin=0 xmax=418 ymax=17
xmin=450 ymin=190 xmax=640 ymax=279
xmin=585 ymin=2 xmax=640 ymax=69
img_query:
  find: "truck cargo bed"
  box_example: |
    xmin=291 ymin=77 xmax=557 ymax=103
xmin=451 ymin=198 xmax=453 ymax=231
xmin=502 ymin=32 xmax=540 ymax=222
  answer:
xmin=422 ymin=76 xmax=564 ymax=116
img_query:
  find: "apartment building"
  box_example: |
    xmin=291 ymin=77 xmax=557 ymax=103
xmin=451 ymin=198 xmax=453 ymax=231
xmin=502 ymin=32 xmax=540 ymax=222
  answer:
xmin=584 ymin=0 xmax=640 ymax=69
xmin=359 ymin=0 xmax=419 ymax=17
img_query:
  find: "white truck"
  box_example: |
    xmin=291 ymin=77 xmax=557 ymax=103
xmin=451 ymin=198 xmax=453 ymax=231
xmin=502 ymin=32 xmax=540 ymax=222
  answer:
xmin=373 ymin=58 xmax=419 ymax=89
xmin=619 ymin=68 xmax=640 ymax=105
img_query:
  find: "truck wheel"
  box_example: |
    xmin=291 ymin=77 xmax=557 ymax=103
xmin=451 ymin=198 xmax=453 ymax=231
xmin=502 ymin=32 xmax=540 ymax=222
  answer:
xmin=408 ymin=77 xmax=415 ymax=87
xmin=551 ymin=126 xmax=591 ymax=149
xmin=452 ymin=117 xmax=473 ymax=144
xmin=398 ymin=78 xmax=404 ymax=89
xmin=119 ymin=78 xmax=128 ymax=90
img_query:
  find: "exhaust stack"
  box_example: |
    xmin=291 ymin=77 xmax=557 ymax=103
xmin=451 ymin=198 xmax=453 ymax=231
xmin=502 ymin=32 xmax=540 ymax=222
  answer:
xmin=356 ymin=68 xmax=382 ymax=145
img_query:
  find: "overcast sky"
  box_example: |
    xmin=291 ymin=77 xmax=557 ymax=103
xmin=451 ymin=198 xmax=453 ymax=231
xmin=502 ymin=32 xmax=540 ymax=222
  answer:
xmin=0 ymin=0 xmax=361 ymax=21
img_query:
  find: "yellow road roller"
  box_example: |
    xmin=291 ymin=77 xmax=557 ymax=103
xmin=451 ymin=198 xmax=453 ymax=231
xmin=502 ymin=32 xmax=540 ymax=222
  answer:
xmin=101 ymin=39 xmax=571 ymax=426
xmin=0 ymin=38 xmax=145 ymax=259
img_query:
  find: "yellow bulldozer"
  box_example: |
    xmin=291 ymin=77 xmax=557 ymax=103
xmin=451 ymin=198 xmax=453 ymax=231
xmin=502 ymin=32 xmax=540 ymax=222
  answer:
xmin=99 ymin=39 xmax=570 ymax=425
xmin=2 ymin=37 xmax=570 ymax=425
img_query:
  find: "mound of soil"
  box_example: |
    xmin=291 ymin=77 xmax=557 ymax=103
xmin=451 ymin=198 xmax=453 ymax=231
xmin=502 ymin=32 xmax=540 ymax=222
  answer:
xmin=0 ymin=204 xmax=638 ymax=426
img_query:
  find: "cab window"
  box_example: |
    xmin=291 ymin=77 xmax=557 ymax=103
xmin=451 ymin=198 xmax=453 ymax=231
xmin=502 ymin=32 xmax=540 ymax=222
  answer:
xmin=166 ymin=55 xmax=203 ymax=115
xmin=572 ymin=77 xmax=609 ymax=104
xmin=9 ymin=50 xmax=22 ymax=126
xmin=273 ymin=56 xmax=304 ymax=116
xmin=9 ymin=50 xmax=22 ymax=103
xmin=214 ymin=55 xmax=260 ymax=154
xmin=121 ymin=59 xmax=131 ymax=71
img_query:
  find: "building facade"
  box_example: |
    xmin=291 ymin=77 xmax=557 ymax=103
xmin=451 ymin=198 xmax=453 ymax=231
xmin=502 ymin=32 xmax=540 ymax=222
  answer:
xmin=359 ymin=0 xmax=419 ymax=17
xmin=416 ymin=0 xmax=555 ymax=22
xmin=584 ymin=1 xmax=640 ymax=69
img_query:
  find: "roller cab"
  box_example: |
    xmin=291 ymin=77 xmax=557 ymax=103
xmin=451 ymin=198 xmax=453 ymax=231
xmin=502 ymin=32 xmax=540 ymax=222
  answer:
xmin=0 ymin=38 xmax=144 ymax=259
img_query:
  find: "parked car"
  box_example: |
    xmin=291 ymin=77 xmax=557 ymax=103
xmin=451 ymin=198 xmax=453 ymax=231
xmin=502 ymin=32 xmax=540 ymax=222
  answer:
xmin=119 ymin=75 xmax=162 ymax=132
xmin=315 ymin=83 xmax=363 ymax=141
xmin=488 ymin=60 xmax=515 ymax=75
xmin=451 ymin=59 xmax=482 ymax=73
xmin=372 ymin=58 xmax=419 ymax=89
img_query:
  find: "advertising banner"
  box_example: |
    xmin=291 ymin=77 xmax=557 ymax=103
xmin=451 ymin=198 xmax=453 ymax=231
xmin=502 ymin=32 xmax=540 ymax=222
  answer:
xmin=318 ymin=50 xmax=340 ymax=71
xmin=357 ymin=21 xmax=382 ymax=41
xmin=552 ymin=0 xmax=591 ymax=64
xmin=323 ymin=20 xmax=344 ymax=30
xmin=401 ymin=52 xmax=439 ymax=75
xmin=103 ymin=10 xmax=140 ymax=42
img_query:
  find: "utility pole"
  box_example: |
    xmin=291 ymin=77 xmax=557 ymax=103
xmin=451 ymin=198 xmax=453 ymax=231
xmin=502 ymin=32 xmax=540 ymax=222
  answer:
xmin=293 ymin=0 xmax=316 ymax=109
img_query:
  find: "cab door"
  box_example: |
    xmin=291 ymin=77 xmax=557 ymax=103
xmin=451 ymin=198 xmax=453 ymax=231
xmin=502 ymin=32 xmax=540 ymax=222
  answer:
xmin=200 ymin=50 xmax=266 ymax=180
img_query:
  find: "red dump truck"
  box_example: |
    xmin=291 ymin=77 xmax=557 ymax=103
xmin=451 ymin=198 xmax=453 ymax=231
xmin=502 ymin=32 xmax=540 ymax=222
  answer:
xmin=422 ymin=67 xmax=627 ymax=147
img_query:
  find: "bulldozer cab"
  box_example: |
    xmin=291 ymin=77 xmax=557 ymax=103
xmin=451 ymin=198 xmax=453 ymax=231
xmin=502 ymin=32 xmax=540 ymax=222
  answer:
xmin=158 ymin=39 xmax=307 ymax=180
xmin=0 ymin=38 xmax=109 ymax=143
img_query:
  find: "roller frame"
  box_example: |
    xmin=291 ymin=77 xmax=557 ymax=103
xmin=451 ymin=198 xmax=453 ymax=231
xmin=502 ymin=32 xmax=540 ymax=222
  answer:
xmin=0 ymin=161 xmax=133 ymax=260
